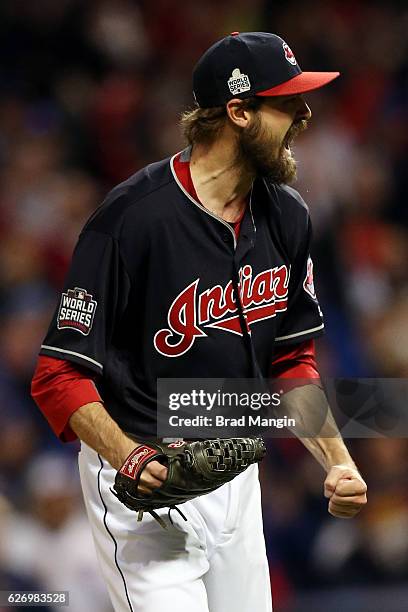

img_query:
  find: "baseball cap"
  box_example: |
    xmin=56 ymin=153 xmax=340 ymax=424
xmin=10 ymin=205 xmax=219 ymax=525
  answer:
xmin=193 ymin=32 xmax=339 ymax=108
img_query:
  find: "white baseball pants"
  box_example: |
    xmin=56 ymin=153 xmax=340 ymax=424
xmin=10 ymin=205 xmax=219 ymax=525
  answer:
xmin=78 ymin=442 xmax=273 ymax=612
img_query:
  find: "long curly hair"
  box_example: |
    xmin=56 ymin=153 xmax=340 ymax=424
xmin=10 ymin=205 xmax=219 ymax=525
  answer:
xmin=179 ymin=98 xmax=263 ymax=146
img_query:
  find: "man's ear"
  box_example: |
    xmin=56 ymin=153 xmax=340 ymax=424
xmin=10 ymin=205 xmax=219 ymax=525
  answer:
xmin=226 ymin=99 xmax=253 ymax=128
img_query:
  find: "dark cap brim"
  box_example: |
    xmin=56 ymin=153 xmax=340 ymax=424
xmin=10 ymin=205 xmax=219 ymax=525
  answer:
xmin=256 ymin=71 xmax=340 ymax=96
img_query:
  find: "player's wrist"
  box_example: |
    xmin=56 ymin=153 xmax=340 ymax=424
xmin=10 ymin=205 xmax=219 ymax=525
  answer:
xmin=113 ymin=438 xmax=143 ymax=471
xmin=325 ymin=458 xmax=358 ymax=473
xmin=316 ymin=435 xmax=353 ymax=471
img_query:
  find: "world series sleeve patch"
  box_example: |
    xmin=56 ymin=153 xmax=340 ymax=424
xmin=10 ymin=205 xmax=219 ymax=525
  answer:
xmin=57 ymin=287 xmax=97 ymax=336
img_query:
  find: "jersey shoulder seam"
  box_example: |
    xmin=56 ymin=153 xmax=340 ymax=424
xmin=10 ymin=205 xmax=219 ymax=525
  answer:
xmin=270 ymin=183 xmax=310 ymax=214
xmin=111 ymin=173 xmax=175 ymax=209
xmin=83 ymin=160 xmax=175 ymax=231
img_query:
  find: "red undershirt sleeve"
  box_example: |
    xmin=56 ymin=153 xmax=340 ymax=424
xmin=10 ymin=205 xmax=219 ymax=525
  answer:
xmin=270 ymin=338 xmax=320 ymax=380
xmin=31 ymin=355 xmax=102 ymax=442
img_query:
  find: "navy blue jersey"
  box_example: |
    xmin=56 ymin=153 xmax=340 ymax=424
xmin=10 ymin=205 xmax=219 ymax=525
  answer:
xmin=39 ymin=148 xmax=324 ymax=436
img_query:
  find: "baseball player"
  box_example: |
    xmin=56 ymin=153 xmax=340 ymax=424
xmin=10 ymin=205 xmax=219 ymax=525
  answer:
xmin=32 ymin=33 xmax=367 ymax=612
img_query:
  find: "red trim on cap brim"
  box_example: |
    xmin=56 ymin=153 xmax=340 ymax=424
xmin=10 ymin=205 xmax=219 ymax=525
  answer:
xmin=256 ymin=71 xmax=340 ymax=97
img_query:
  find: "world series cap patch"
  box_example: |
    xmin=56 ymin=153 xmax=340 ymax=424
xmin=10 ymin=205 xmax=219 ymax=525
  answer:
xmin=57 ymin=287 xmax=97 ymax=336
xmin=228 ymin=68 xmax=251 ymax=95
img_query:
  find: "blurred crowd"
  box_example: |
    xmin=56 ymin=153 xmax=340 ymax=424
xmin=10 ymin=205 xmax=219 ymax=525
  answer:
xmin=0 ymin=1 xmax=407 ymax=611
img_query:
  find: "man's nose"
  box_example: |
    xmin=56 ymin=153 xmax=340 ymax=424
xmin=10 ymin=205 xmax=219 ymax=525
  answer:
xmin=296 ymin=97 xmax=312 ymax=121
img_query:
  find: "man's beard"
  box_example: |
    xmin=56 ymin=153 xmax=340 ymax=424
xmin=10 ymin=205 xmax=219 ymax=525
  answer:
xmin=235 ymin=114 xmax=309 ymax=184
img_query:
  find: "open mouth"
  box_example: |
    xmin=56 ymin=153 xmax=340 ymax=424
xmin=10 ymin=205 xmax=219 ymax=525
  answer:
xmin=282 ymin=128 xmax=295 ymax=152
xmin=283 ymin=119 xmax=309 ymax=152
xmin=283 ymin=133 xmax=293 ymax=153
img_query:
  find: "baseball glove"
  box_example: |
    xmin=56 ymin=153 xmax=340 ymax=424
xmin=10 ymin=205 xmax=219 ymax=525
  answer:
xmin=111 ymin=437 xmax=266 ymax=528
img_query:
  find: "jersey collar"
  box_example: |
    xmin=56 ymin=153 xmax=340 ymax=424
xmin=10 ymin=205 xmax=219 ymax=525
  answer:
xmin=170 ymin=147 xmax=256 ymax=251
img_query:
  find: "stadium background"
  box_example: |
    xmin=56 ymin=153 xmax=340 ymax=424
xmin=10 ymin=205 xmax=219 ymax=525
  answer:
xmin=0 ymin=1 xmax=407 ymax=610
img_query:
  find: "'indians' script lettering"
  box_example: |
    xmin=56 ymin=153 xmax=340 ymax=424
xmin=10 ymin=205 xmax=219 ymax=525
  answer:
xmin=154 ymin=265 xmax=290 ymax=357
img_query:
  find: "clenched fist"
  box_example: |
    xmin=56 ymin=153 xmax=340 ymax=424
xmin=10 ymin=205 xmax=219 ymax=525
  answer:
xmin=324 ymin=464 xmax=367 ymax=518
